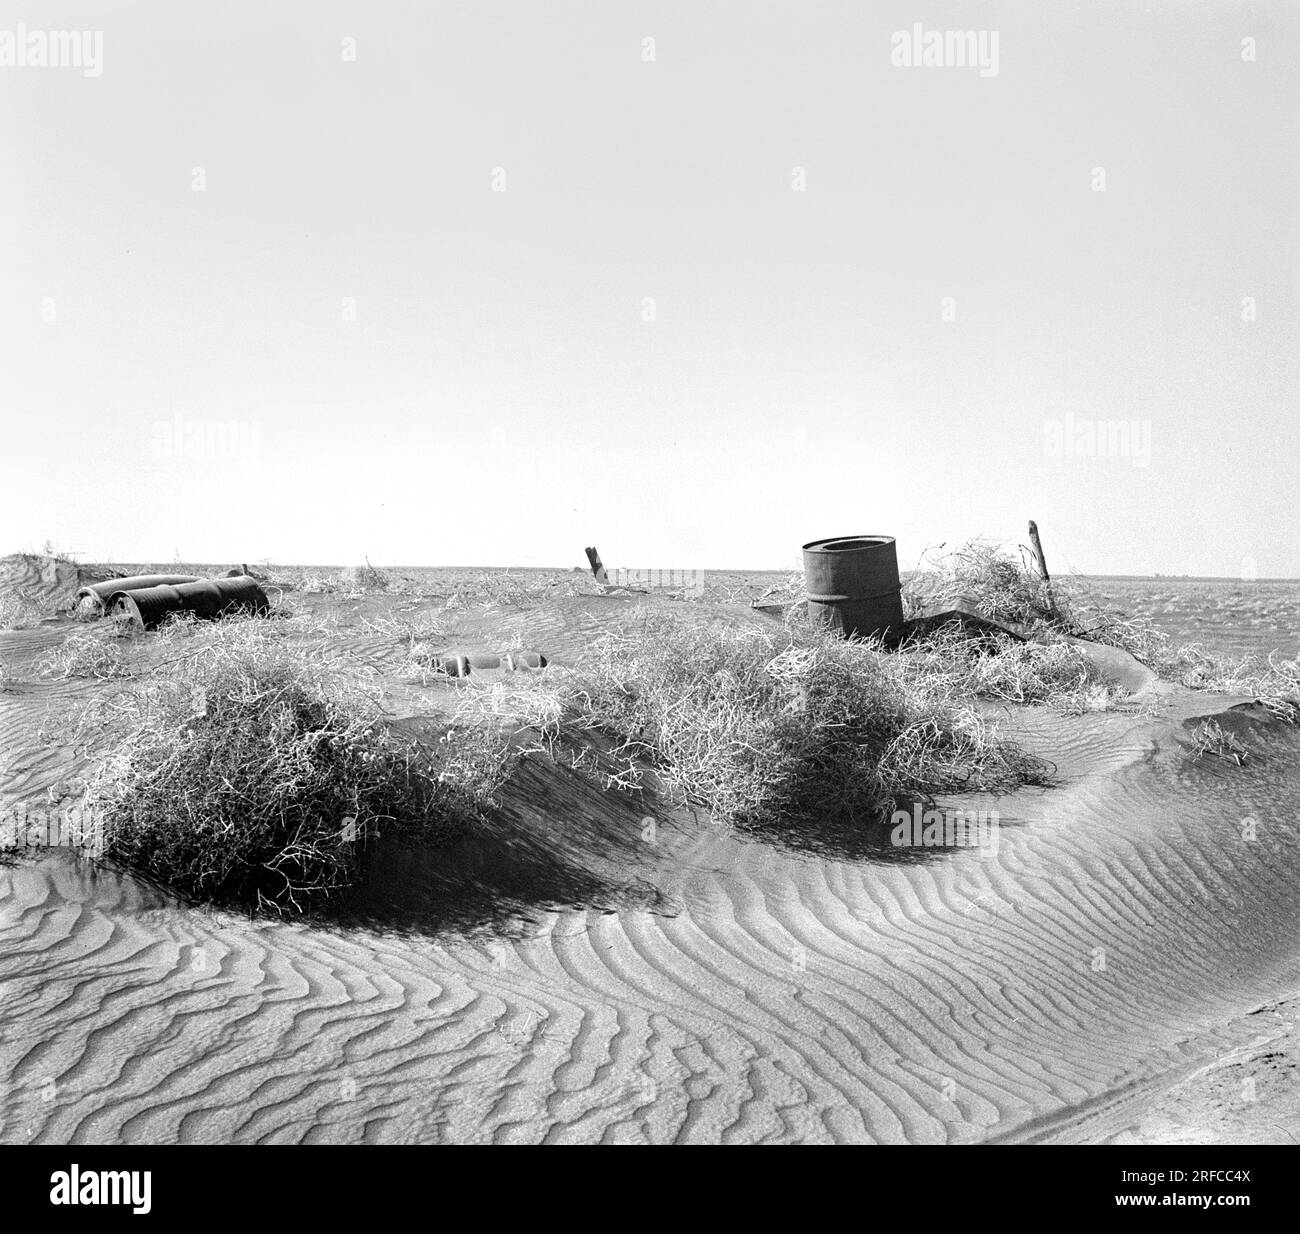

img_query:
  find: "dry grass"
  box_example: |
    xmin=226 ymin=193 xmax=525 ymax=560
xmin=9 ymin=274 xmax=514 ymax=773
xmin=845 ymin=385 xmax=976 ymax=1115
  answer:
xmin=903 ymin=540 xmax=1059 ymax=626
xmin=257 ymin=560 xmax=394 ymax=597
xmin=751 ymin=571 xmax=807 ymax=605
xmin=347 ymin=560 xmax=392 ymax=592
xmin=402 ymin=639 xmax=454 ymax=683
xmin=1190 ymin=718 xmax=1249 ymax=765
xmin=1066 ymin=605 xmax=1300 ymax=720
xmin=39 ymin=626 xmax=142 ymax=679
xmin=40 ymin=543 xmax=1297 ymax=913
xmin=907 ymin=540 xmax=1300 ymax=721
xmin=81 ymin=616 xmax=516 ymax=913
xmin=0 ymin=592 xmax=53 ymax=629
xmin=282 ymin=572 xmax=343 ymax=595
xmin=896 ymin=626 xmax=1122 ymax=714
xmin=466 ymin=607 xmax=1052 ymax=829
xmin=246 ymin=564 xmax=603 ymax=607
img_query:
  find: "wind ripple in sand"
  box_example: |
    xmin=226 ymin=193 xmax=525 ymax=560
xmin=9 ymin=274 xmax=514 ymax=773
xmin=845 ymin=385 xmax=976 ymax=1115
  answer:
xmin=3 ymin=595 xmax=1300 ymax=1143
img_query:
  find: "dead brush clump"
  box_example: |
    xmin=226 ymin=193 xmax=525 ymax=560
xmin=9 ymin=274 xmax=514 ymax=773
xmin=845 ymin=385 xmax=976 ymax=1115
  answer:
xmin=904 ymin=540 xmax=1060 ymax=627
xmin=532 ymin=608 xmax=1050 ymax=829
xmin=0 ymin=592 xmax=53 ymax=630
xmin=84 ymin=617 xmax=514 ymax=913
xmin=1071 ymin=605 xmax=1300 ymax=720
xmin=752 ymin=571 xmax=807 ymax=605
xmin=896 ymin=626 xmax=1122 ymax=713
xmin=262 ymin=603 xmax=341 ymax=639
xmin=347 ymin=559 xmax=392 ymax=593
xmin=40 ymin=624 xmax=142 ymax=679
xmin=1190 ymin=718 xmax=1250 ymax=765
xmin=360 ymin=609 xmax=444 ymax=639
xmin=279 ymin=570 xmax=340 ymax=595
xmin=360 ymin=611 xmax=449 ymax=672
xmin=906 ymin=539 xmax=1130 ymax=643
xmin=402 ymin=639 xmax=451 ymax=683
xmin=447 ymin=671 xmax=572 ymax=745
xmin=908 ymin=540 xmax=1300 ymax=721
xmin=256 ymin=564 xmax=374 ymax=596
xmin=304 ymin=573 xmax=346 ymax=595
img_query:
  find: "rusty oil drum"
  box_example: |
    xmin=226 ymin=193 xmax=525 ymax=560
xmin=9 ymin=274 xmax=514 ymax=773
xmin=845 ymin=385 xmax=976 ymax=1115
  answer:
xmin=802 ymin=536 xmax=905 ymax=640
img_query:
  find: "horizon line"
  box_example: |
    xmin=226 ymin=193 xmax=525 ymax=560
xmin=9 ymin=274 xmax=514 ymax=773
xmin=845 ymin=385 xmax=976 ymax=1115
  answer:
xmin=10 ymin=553 xmax=1298 ymax=585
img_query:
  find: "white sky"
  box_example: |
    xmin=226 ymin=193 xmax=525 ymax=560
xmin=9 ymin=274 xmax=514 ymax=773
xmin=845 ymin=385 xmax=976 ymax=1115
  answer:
xmin=2 ymin=0 xmax=1297 ymax=576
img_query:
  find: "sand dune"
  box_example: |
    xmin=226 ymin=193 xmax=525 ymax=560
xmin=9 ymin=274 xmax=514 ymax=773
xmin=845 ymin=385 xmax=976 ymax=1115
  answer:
xmin=2 ymin=563 xmax=1299 ymax=1143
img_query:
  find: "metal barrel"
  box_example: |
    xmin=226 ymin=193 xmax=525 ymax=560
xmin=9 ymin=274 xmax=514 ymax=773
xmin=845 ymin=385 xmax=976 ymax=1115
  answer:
xmin=108 ymin=576 xmax=269 ymax=629
xmin=75 ymin=574 xmax=200 ymax=613
xmin=801 ymin=536 xmax=904 ymax=640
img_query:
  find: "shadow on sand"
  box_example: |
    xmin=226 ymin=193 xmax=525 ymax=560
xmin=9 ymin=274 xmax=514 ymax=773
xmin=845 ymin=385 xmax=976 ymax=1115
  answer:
xmin=336 ymin=753 xmax=675 ymax=938
xmin=733 ymin=795 xmax=1031 ymax=865
xmin=336 ymin=740 xmax=1037 ymax=939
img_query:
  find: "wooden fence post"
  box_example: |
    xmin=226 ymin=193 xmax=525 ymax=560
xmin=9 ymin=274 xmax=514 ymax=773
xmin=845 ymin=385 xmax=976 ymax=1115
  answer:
xmin=1028 ymin=520 xmax=1059 ymax=620
xmin=584 ymin=546 xmax=609 ymax=585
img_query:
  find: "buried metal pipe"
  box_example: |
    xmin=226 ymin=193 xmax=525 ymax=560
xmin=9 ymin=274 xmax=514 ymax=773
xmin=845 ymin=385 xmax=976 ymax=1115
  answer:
xmin=75 ymin=574 xmax=200 ymax=616
xmin=506 ymin=652 xmax=547 ymax=671
xmin=424 ymin=651 xmax=548 ymax=677
xmin=108 ymin=576 xmax=270 ymax=629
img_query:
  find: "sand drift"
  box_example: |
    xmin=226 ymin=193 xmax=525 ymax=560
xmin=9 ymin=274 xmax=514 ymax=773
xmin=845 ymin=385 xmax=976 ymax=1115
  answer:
xmin=2 ymin=571 xmax=1298 ymax=1144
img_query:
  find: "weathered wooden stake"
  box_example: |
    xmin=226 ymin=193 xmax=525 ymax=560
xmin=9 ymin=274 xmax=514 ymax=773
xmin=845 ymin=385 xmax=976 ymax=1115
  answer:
xmin=1027 ymin=520 xmax=1059 ymax=619
xmin=584 ymin=546 xmax=609 ymax=585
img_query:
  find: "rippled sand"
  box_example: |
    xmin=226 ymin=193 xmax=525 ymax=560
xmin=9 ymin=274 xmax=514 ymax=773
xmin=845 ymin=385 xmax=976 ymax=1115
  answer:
xmin=2 ymin=556 xmax=1299 ymax=1144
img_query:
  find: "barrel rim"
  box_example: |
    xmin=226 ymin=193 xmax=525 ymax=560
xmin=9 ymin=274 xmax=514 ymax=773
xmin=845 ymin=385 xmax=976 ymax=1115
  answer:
xmin=108 ymin=592 xmax=145 ymax=628
xmin=801 ymin=535 xmax=897 ymax=553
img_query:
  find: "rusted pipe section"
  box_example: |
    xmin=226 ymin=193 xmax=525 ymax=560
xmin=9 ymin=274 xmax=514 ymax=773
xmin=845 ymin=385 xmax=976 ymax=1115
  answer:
xmin=75 ymin=574 xmax=200 ymax=615
xmin=507 ymin=652 xmax=546 ymax=671
xmin=423 ymin=650 xmax=548 ymax=677
xmin=108 ymin=576 xmax=270 ymax=629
